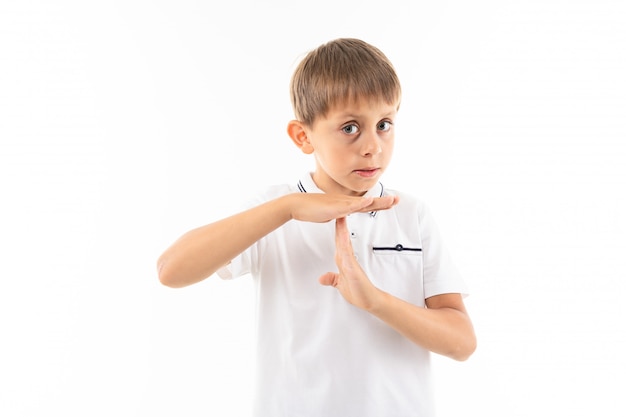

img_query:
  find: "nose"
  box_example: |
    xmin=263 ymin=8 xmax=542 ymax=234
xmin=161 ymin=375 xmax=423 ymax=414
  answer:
xmin=360 ymin=130 xmax=382 ymax=157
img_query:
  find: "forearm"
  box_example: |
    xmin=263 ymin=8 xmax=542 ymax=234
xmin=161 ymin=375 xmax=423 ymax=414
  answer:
xmin=157 ymin=196 xmax=292 ymax=288
xmin=368 ymin=292 xmax=476 ymax=361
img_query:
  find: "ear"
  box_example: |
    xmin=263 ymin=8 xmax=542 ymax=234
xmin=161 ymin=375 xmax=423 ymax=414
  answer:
xmin=287 ymin=120 xmax=314 ymax=154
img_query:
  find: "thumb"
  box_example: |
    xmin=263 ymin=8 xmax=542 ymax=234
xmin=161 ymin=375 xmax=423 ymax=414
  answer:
xmin=318 ymin=272 xmax=338 ymax=287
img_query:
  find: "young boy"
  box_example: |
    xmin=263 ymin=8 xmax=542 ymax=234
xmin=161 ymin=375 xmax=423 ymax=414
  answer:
xmin=158 ymin=38 xmax=476 ymax=417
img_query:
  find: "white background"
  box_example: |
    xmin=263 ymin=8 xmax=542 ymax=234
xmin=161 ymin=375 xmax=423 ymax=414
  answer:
xmin=1 ymin=0 xmax=625 ymax=416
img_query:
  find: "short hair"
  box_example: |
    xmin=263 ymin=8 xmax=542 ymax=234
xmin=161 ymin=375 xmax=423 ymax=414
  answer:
xmin=289 ymin=38 xmax=402 ymax=126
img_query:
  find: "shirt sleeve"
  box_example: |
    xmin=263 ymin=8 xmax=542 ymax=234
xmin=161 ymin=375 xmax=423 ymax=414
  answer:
xmin=418 ymin=202 xmax=469 ymax=298
xmin=216 ymin=251 xmax=250 ymax=280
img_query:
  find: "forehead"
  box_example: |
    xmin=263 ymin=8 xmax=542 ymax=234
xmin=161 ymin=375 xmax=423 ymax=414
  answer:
xmin=325 ymin=97 xmax=400 ymax=120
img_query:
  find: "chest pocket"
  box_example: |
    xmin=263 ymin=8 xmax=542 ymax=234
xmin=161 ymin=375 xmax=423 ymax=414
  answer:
xmin=372 ymin=244 xmax=422 ymax=254
xmin=369 ymin=243 xmax=425 ymax=306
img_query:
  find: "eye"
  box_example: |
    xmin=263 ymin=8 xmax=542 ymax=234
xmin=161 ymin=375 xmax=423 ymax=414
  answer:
xmin=377 ymin=120 xmax=392 ymax=131
xmin=342 ymin=124 xmax=359 ymax=135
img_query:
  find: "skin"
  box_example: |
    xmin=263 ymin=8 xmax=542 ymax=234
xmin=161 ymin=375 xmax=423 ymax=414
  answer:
xmin=320 ymin=217 xmax=476 ymax=361
xmin=158 ymin=98 xmax=476 ymax=361
xmin=287 ymin=98 xmax=396 ymax=196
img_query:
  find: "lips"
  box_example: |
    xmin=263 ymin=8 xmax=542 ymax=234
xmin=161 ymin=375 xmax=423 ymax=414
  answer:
xmin=354 ymin=168 xmax=380 ymax=178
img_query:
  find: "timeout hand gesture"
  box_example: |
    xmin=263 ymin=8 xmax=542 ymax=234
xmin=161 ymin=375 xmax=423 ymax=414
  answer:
xmin=318 ymin=217 xmax=382 ymax=311
xmin=289 ymin=193 xmax=398 ymax=224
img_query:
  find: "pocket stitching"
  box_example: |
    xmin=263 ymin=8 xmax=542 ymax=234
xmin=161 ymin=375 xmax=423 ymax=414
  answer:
xmin=372 ymin=244 xmax=422 ymax=253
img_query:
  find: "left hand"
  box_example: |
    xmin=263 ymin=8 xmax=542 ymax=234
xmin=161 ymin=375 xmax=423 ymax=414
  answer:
xmin=318 ymin=217 xmax=381 ymax=311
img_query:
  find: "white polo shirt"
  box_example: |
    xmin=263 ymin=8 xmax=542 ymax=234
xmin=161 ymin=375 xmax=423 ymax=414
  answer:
xmin=218 ymin=173 xmax=468 ymax=417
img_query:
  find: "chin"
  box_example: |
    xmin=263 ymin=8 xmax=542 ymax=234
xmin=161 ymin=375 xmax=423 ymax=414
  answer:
xmin=348 ymin=182 xmax=376 ymax=195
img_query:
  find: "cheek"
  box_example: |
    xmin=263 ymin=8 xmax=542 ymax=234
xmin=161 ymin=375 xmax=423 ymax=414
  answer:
xmin=319 ymin=141 xmax=349 ymax=159
xmin=386 ymin=138 xmax=395 ymax=153
xmin=323 ymin=152 xmax=347 ymax=170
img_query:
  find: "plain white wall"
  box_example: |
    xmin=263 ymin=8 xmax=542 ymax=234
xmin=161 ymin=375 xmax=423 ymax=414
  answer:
xmin=1 ymin=1 xmax=625 ymax=416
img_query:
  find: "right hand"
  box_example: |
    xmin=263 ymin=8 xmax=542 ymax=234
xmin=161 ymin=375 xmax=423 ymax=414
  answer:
xmin=286 ymin=193 xmax=399 ymax=223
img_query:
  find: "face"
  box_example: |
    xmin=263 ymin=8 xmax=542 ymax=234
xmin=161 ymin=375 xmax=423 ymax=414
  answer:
xmin=297 ymin=98 xmax=398 ymax=196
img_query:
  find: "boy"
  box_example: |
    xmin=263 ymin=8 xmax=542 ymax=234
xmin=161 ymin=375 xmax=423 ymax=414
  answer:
xmin=158 ymin=38 xmax=476 ymax=417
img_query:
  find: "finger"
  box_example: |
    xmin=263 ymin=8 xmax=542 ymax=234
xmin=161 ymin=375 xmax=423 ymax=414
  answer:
xmin=318 ymin=272 xmax=338 ymax=287
xmin=318 ymin=196 xmax=374 ymax=221
xmin=334 ymin=217 xmax=353 ymax=254
xmin=355 ymin=195 xmax=400 ymax=213
xmin=334 ymin=217 xmax=358 ymax=272
xmin=349 ymin=196 xmax=374 ymax=212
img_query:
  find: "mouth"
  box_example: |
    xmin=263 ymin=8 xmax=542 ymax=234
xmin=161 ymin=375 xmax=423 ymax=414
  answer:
xmin=353 ymin=168 xmax=380 ymax=178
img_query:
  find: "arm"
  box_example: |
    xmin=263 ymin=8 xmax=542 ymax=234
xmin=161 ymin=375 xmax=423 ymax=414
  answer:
xmin=157 ymin=193 xmax=399 ymax=288
xmin=319 ymin=218 xmax=476 ymax=361
xmin=370 ymin=292 xmax=476 ymax=361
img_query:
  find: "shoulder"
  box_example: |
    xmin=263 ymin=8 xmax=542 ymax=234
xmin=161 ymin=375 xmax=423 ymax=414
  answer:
xmin=383 ymin=187 xmax=428 ymax=218
xmin=244 ymin=182 xmax=299 ymax=206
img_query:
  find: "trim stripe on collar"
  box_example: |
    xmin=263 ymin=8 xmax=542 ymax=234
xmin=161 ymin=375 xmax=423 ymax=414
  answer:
xmin=370 ymin=182 xmax=384 ymax=218
xmin=297 ymin=180 xmax=383 ymax=196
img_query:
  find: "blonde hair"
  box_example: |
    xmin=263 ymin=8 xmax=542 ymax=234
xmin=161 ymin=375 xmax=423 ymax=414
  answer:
xmin=289 ymin=38 xmax=402 ymax=126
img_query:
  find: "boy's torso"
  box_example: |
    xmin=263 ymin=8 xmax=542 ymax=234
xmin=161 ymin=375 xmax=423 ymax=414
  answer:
xmin=220 ymin=173 xmax=464 ymax=417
